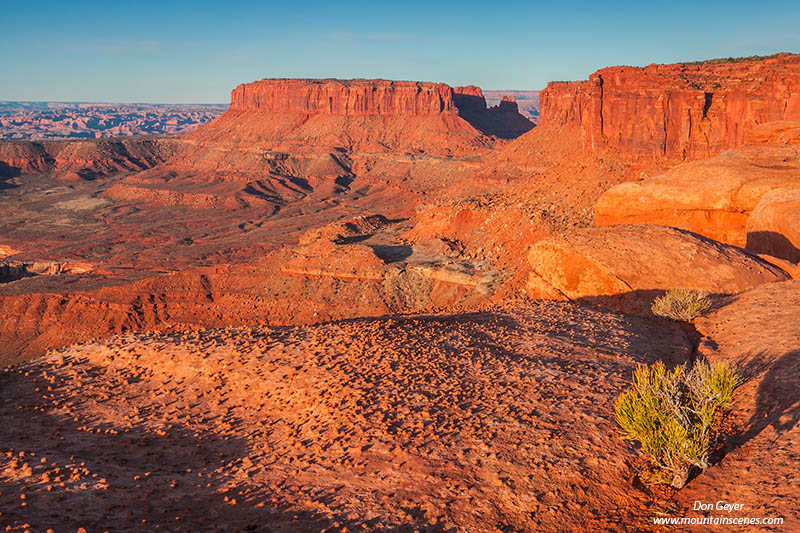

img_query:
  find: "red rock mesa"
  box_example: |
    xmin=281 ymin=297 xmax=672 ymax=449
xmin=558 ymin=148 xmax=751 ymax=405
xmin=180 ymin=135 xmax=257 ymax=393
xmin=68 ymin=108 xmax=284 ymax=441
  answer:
xmin=230 ymin=78 xmax=457 ymax=115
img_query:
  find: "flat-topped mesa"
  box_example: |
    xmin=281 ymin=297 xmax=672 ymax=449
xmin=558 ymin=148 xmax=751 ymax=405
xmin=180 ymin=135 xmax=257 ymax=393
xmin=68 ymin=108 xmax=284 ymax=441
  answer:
xmin=229 ymin=78 xmax=458 ymax=116
xmin=539 ymin=53 xmax=800 ymax=160
xmin=185 ymin=78 xmax=535 ymax=163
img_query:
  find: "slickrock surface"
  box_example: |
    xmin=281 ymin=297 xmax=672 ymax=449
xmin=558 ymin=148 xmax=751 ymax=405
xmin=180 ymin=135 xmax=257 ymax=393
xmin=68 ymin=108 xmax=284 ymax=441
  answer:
xmin=540 ymin=54 xmax=800 ymax=160
xmin=594 ymin=144 xmax=800 ymax=247
xmin=526 ymin=225 xmax=789 ymax=314
xmin=0 ymin=102 xmax=225 ymax=140
xmin=677 ymin=279 xmax=800 ymax=530
xmin=0 ymin=302 xmax=692 ymax=532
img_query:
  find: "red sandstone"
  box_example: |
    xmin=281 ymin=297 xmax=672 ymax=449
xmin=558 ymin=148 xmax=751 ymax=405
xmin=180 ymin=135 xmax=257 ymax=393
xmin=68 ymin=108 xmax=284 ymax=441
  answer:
xmin=0 ymin=56 xmax=799 ymax=532
xmin=539 ymin=53 xmax=800 ymax=160
xmin=230 ymin=78 xmax=458 ymax=116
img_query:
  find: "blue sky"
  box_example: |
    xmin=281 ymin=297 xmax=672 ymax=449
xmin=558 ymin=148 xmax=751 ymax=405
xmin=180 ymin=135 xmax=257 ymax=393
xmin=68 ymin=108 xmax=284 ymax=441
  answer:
xmin=2 ymin=0 xmax=799 ymax=103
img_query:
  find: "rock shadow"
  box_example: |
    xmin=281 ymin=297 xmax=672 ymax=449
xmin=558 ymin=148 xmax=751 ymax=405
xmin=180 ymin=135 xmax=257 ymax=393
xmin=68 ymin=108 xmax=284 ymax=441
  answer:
xmin=453 ymin=94 xmax=534 ymax=139
xmin=369 ymin=244 xmax=413 ymax=263
xmin=746 ymin=230 xmax=800 ymax=263
xmin=0 ymin=161 xmax=21 ymax=188
xmin=576 ymin=289 xmax=730 ymax=319
xmin=0 ymin=361 xmax=454 ymax=531
xmin=731 ymin=349 xmax=800 ymax=449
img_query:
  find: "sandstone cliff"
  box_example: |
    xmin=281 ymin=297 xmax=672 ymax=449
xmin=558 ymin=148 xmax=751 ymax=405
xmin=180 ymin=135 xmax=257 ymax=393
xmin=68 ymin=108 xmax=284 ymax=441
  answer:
xmin=539 ymin=53 xmax=800 ymax=160
xmin=230 ymin=78 xmax=458 ymax=116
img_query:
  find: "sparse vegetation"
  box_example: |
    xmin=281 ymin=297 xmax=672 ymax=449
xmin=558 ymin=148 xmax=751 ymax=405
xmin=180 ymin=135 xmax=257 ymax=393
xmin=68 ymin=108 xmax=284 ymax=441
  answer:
xmin=651 ymin=289 xmax=712 ymax=321
xmin=683 ymin=54 xmax=781 ymax=65
xmin=615 ymin=360 xmax=740 ymax=488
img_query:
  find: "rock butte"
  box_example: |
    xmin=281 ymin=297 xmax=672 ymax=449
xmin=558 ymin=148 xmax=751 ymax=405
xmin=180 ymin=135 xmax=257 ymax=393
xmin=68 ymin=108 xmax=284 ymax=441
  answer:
xmin=189 ymin=78 xmax=532 ymax=162
xmin=230 ymin=78 xmax=459 ymax=116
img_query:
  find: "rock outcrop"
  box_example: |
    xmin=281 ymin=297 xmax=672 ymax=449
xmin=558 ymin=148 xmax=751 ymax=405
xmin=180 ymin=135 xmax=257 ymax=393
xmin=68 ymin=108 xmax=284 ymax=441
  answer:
xmin=186 ymin=78 xmax=498 ymax=160
xmin=0 ymin=260 xmax=92 ymax=283
xmin=676 ymin=279 xmax=800 ymax=530
xmin=594 ymin=145 xmax=800 ymax=247
xmin=483 ymin=90 xmax=540 ymax=120
xmin=282 ymin=214 xmax=502 ymax=293
xmin=526 ymin=225 xmax=789 ymax=314
xmin=746 ymin=186 xmax=800 ymax=262
xmin=539 ymin=53 xmax=800 ymax=160
xmin=185 ymin=78 xmax=532 ymax=166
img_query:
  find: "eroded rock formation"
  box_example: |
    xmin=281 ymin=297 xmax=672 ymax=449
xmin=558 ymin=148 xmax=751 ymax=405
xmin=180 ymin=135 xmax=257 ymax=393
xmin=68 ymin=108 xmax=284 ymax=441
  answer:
xmin=454 ymin=86 xmax=534 ymax=138
xmin=231 ymin=78 xmax=458 ymax=116
xmin=594 ymin=144 xmax=800 ymax=248
xmin=0 ymin=138 xmax=177 ymax=180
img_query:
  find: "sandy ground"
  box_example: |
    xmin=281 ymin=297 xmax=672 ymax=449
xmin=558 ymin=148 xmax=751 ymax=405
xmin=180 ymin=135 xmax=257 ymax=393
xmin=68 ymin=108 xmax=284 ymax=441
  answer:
xmin=0 ymin=301 xmax=691 ymax=532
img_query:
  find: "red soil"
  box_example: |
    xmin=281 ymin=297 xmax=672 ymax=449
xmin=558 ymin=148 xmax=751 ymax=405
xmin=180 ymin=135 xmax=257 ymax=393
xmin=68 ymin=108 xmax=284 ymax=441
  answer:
xmin=0 ymin=301 xmax=692 ymax=532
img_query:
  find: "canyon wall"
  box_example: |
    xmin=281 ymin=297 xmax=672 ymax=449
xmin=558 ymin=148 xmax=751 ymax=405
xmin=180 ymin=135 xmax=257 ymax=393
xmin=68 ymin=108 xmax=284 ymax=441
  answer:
xmin=539 ymin=54 xmax=800 ymax=160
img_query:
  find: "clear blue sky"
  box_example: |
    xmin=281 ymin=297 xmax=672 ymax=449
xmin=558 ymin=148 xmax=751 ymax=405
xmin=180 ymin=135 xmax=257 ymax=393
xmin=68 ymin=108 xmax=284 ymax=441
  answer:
xmin=2 ymin=0 xmax=799 ymax=103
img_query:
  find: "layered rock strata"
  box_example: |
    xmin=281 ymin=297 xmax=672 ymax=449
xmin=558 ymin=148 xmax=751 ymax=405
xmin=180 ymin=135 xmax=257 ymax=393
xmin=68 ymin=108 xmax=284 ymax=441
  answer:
xmin=539 ymin=54 xmax=800 ymax=160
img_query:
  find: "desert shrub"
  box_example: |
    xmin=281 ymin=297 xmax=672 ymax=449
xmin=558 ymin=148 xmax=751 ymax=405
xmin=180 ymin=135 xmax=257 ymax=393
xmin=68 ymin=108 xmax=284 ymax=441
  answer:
xmin=651 ymin=289 xmax=711 ymax=321
xmin=615 ymin=359 xmax=740 ymax=488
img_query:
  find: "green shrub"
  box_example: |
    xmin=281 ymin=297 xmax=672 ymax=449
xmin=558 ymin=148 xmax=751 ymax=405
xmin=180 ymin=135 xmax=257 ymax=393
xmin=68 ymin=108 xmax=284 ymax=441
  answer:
xmin=615 ymin=359 xmax=740 ymax=488
xmin=651 ymin=289 xmax=712 ymax=321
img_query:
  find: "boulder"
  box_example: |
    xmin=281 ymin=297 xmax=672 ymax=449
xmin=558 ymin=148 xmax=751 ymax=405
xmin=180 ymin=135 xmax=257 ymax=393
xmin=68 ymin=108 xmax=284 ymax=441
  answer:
xmin=526 ymin=225 xmax=790 ymax=314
